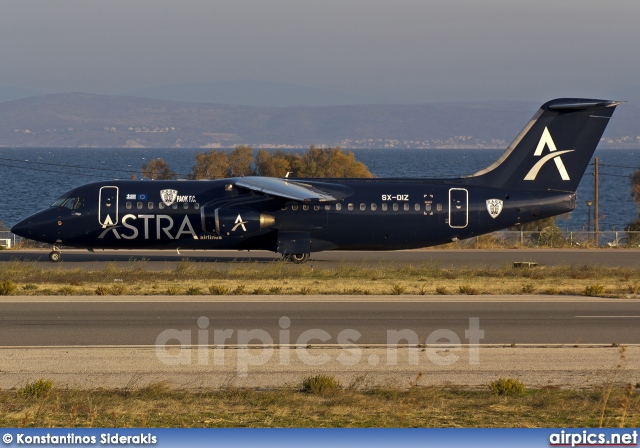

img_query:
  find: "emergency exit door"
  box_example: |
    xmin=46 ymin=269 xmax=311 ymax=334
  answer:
xmin=449 ymin=188 xmax=468 ymax=228
xmin=99 ymin=186 xmax=119 ymax=227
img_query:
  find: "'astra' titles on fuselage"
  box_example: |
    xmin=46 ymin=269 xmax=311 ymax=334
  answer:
xmin=98 ymin=214 xmax=198 ymax=240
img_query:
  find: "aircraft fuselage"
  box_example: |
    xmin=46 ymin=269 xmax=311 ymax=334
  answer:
xmin=16 ymin=178 xmax=574 ymax=253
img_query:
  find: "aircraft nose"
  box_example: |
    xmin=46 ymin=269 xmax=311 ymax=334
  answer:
xmin=10 ymin=210 xmax=60 ymax=244
xmin=10 ymin=218 xmax=31 ymax=238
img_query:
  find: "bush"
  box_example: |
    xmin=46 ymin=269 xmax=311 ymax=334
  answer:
xmin=521 ymin=284 xmax=535 ymax=294
xmin=585 ymin=284 xmax=605 ymax=296
xmin=186 ymin=286 xmax=201 ymax=295
xmin=435 ymin=286 xmax=448 ymax=295
xmin=301 ymin=374 xmax=341 ymax=394
xmin=233 ymin=284 xmax=247 ymax=295
xmin=209 ymin=285 xmax=230 ymax=295
xmin=489 ymin=378 xmax=525 ymax=396
xmin=537 ymin=225 xmax=568 ymax=248
xmin=56 ymin=286 xmax=75 ymax=296
xmin=95 ymin=286 xmax=109 ymax=296
xmin=166 ymin=286 xmax=179 ymax=296
xmin=18 ymin=378 xmax=54 ymax=399
xmin=458 ymin=285 xmax=478 ymax=295
xmin=390 ymin=284 xmax=406 ymax=295
xmin=0 ymin=280 xmax=17 ymax=295
xmin=110 ymin=284 xmax=127 ymax=295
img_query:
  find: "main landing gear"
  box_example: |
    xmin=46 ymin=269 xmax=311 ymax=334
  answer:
xmin=49 ymin=245 xmax=62 ymax=262
xmin=283 ymin=253 xmax=310 ymax=264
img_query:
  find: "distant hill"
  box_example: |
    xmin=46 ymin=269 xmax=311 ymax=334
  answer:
xmin=0 ymin=93 xmax=636 ymax=149
xmin=125 ymin=80 xmax=377 ymax=107
xmin=0 ymin=85 xmax=43 ymax=103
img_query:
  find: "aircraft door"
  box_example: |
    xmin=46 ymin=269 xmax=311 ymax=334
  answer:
xmin=99 ymin=186 xmax=119 ymax=227
xmin=448 ymin=188 xmax=468 ymax=228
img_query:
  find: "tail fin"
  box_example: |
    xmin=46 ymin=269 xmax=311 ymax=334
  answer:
xmin=466 ymin=98 xmax=621 ymax=192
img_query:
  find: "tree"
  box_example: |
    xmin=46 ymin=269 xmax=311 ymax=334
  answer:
xmin=625 ymin=167 xmax=640 ymax=244
xmin=228 ymin=145 xmax=255 ymax=177
xmin=188 ymin=150 xmax=229 ymax=180
xmin=141 ymin=158 xmax=177 ymax=180
xmin=290 ymin=146 xmax=373 ymax=178
xmin=255 ymin=150 xmax=292 ymax=177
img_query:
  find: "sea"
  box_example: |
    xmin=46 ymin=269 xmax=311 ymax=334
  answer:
xmin=0 ymin=147 xmax=638 ymax=231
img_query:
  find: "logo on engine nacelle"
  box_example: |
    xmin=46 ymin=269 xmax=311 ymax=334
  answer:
xmin=231 ymin=214 xmax=248 ymax=232
xmin=523 ymin=127 xmax=574 ymax=181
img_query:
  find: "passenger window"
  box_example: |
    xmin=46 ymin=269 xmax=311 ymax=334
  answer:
xmin=137 ymin=202 xmax=143 ymax=210
xmin=183 ymin=203 xmax=189 ymax=209
xmin=314 ymin=205 xmax=320 ymax=211
xmin=348 ymin=204 xmax=354 ymax=211
xmin=393 ymin=204 xmax=398 ymax=211
xmin=194 ymin=203 xmax=200 ymax=210
xmin=159 ymin=203 xmax=165 ymax=209
xmin=371 ymin=203 xmax=377 ymax=211
xmin=437 ymin=204 xmax=442 ymax=211
xmin=404 ymin=204 xmax=410 ymax=211
xmin=126 ymin=202 xmax=132 ymax=210
xmin=172 ymin=204 xmax=178 ymax=210
xmin=360 ymin=203 xmax=366 ymax=211
xmin=325 ymin=205 xmax=331 ymax=211
xmin=148 ymin=202 xmax=154 ymax=209
xmin=336 ymin=203 xmax=342 ymax=211
xmin=414 ymin=203 xmax=420 ymax=211
xmin=292 ymin=205 xmax=298 ymax=211
xmin=426 ymin=204 xmax=432 ymax=211
xmin=382 ymin=204 xmax=388 ymax=211
xmin=303 ymin=205 xmax=309 ymax=211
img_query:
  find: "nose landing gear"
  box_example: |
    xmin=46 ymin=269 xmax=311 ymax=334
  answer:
xmin=49 ymin=245 xmax=62 ymax=262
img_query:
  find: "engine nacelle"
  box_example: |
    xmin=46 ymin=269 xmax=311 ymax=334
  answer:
xmin=202 ymin=207 xmax=275 ymax=236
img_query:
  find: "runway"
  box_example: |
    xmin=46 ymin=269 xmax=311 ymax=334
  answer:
xmin=3 ymin=248 xmax=640 ymax=268
xmin=1 ymin=296 xmax=639 ymax=389
xmin=3 ymin=245 xmax=640 ymax=388
xmin=2 ymin=296 xmax=639 ymax=346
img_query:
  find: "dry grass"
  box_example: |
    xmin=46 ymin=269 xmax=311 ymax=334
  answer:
xmin=1 ymin=383 xmax=640 ymax=427
xmin=1 ymin=259 xmax=640 ymax=297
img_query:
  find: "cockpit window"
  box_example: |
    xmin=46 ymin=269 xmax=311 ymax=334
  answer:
xmin=51 ymin=196 xmax=83 ymax=209
xmin=51 ymin=197 xmax=67 ymax=207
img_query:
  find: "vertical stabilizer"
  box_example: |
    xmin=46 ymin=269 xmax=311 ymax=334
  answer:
xmin=467 ymin=98 xmax=620 ymax=192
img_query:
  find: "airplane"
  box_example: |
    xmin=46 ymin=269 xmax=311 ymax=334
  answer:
xmin=11 ymin=98 xmax=620 ymax=263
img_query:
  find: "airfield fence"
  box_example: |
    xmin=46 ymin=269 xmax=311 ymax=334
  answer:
xmin=463 ymin=230 xmax=640 ymax=248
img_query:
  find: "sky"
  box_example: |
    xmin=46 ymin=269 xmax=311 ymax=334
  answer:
xmin=1 ymin=0 xmax=639 ymax=104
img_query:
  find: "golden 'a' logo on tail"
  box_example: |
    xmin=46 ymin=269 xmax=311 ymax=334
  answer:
xmin=523 ymin=127 xmax=575 ymax=181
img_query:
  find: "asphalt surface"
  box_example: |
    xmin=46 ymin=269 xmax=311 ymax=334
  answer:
xmin=1 ymin=297 xmax=639 ymax=346
xmin=2 ymin=248 xmax=640 ymax=268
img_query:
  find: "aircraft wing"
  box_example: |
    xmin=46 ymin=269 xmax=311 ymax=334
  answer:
xmin=234 ymin=177 xmax=352 ymax=203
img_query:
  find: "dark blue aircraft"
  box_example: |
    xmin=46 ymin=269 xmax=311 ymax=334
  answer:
xmin=11 ymin=98 xmax=620 ymax=263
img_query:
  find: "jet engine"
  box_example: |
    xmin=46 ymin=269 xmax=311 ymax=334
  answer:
xmin=201 ymin=207 xmax=275 ymax=236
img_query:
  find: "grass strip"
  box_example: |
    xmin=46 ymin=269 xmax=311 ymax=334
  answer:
xmin=2 ymin=382 xmax=640 ymax=428
xmin=2 ymin=258 xmax=640 ymax=297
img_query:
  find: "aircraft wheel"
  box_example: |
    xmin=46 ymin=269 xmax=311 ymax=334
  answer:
xmin=49 ymin=251 xmax=62 ymax=263
xmin=288 ymin=253 xmax=310 ymax=264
